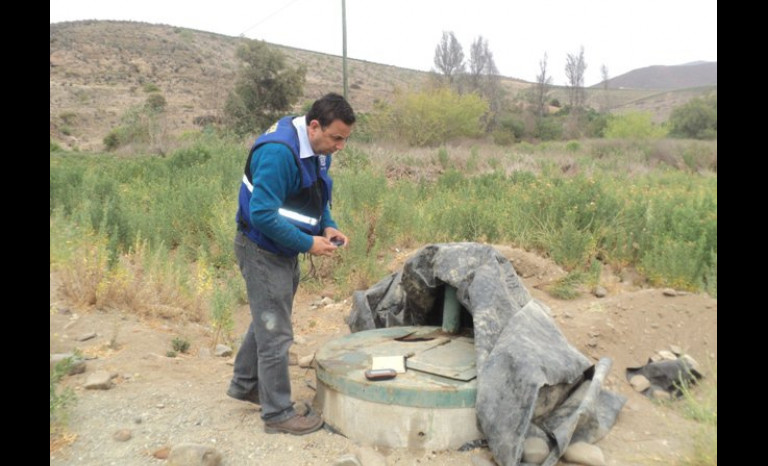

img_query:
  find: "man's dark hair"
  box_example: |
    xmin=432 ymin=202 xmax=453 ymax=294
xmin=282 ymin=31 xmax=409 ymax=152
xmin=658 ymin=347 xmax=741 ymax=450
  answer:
xmin=306 ymin=93 xmax=356 ymax=128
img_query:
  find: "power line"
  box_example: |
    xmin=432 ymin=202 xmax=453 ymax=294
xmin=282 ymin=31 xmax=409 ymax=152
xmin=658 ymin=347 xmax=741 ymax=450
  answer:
xmin=238 ymin=0 xmax=304 ymax=37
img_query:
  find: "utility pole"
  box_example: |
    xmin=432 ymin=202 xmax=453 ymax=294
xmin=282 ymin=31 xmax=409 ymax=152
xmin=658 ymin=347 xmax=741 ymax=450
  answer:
xmin=342 ymin=0 xmax=348 ymax=99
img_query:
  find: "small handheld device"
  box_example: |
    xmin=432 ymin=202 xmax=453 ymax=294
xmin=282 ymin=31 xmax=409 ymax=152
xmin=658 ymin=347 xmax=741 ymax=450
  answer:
xmin=330 ymin=238 xmax=344 ymax=247
xmin=364 ymin=368 xmax=397 ymax=380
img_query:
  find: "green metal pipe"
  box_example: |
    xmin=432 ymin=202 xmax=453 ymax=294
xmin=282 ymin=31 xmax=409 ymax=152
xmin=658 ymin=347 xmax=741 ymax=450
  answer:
xmin=442 ymin=285 xmax=460 ymax=334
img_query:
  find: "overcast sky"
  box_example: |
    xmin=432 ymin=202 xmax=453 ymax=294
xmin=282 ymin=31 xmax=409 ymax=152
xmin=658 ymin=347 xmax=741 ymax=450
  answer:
xmin=50 ymin=0 xmax=717 ymax=87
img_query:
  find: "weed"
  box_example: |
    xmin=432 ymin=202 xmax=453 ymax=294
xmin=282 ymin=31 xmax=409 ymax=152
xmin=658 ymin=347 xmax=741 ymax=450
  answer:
xmin=50 ymin=135 xmax=718 ymax=321
xmin=676 ymin=367 xmax=717 ymax=466
xmin=437 ymin=147 xmax=450 ymax=170
xmin=50 ymin=356 xmax=77 ymax=428
xmin=210 ymin=287 xmax=235 ymax=347
xmin=547 ymin=271 xmax=586 ymax=300
xmin=171 ymin=336 xmax=190 ymax=354
xmin=565 ymin=140 xmax=581 ymax=152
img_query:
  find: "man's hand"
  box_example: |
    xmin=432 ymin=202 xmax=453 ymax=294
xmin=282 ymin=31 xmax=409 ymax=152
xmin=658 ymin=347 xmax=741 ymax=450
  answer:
xmin=324 ymin=227 xmax=348 ymax=248
xmin=308 ymin=228 xmax=348 ymax=256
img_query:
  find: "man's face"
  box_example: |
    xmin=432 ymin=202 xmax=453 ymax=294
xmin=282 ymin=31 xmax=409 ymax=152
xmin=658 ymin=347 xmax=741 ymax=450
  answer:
xmin=308 ymin=119 xmax=353 ymax=155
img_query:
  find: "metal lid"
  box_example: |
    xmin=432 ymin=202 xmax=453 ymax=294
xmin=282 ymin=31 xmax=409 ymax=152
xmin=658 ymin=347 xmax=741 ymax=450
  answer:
xmin=315 ymin=326 xmax=477 ymax=408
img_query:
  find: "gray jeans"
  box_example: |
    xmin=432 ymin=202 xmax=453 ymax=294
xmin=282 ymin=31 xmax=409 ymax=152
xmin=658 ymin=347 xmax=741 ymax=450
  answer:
xmin=230 ymin=231 xmax=300 ymax=422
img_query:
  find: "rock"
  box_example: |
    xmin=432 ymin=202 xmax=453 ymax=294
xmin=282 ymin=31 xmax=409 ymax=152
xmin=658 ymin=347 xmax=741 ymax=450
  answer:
xmin=152 ymin=446 xmax=171 ymax=459
xmin=629 ymin=375 xmax=650 ymax=392
xmin=333 ymin=454 xmax=361 ymax=466
xmin=50 ymin=353 xmax=86 ymax=375
xmin=320 ymin=297 xmax=334 ymax=306
xmin=294 ymin=335 xmax=308 ymax=345
xmin=113 ymin=429 xmax=132 ymax=441
xmin=77 ymin=331 xmax=97 ymax=341
xmin=523 ymin=437 xmax=550 ymax=464
xmin=167 ymin=443 xmax=222 ymax=466
xmin=651 ymin=389 xmax=672 ymax=401
xmin=593 ymin=286 xmax=607 ymax=298
xmin=680 ymin=354 xmax=700 ymax=372
xmin=563 ymin=442 xmax=606 ymax=466
xmin=657 ymin=350 xmax=677 ymax=361
xmin=213 ymin=344 xmax=232 ymax=357
xmin=669 ymin=345 xmax=683 ymax=355
xmin=288 ymin=349 xmax=299 ymax=366
xmin=470 ymin=454 xmax=496 ymax=466
xmin=354 ymin=446 xmax=387 ymax=466
xmin=84 ymin=370 xmax=113 ymax=390
xmin=662 ymin=288 xmax=677 ymax=297
xmin=298 ymin=354 xmax=315 ymax=368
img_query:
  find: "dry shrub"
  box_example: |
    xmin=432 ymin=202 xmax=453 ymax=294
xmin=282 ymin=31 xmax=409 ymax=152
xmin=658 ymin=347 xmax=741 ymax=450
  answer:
xmin=95 ymin=245 xmax=206 ymax=322
xmin=55 ymin=233 xmax=206 ymax=322
xmin=647 ymin=140 xmax=681 ymax=168
xmin=57 ymin=233 xmax=110 ymax=308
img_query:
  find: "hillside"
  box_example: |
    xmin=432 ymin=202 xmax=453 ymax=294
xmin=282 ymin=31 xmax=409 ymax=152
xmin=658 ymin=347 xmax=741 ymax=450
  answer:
xmin=50 ymin=20 xmax=714 ymax=151
xmin=598 ymin=62 xmax=717 ymax=90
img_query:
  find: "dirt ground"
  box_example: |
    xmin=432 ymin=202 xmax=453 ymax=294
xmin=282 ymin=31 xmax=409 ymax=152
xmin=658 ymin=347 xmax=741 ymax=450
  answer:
xmin=49 ymin=245 xmax=717 ymax=465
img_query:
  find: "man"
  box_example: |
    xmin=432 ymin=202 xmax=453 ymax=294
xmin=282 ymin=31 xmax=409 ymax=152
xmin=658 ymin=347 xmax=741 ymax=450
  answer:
xmin=227 ymin=93 xmax=355 ymax=435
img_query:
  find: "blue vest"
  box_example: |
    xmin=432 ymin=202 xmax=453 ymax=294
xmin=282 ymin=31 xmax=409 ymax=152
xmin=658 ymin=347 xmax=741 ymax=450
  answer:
xmin=236 ymin=116 xmax=333 ymax=256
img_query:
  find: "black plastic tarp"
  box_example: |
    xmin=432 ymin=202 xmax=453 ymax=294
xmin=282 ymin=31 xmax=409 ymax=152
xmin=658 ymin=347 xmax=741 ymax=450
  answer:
xmin=347 ymin=243 xmax=626 ymax=466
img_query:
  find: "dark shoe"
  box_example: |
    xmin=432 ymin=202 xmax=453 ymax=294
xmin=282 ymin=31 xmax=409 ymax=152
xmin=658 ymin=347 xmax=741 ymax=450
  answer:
xmin=226 ymin=386 xmax=260 ymax=405
xmin=264 ymin=409 xmax=324 ymax=435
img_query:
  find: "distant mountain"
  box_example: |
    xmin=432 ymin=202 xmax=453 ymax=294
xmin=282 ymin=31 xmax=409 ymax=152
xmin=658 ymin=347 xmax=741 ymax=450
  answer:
xmin=595 ymin=62 xmax=717 ymax=90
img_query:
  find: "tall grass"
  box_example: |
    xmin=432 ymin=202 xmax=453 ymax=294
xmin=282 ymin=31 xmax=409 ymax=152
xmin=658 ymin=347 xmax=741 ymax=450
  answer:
xmin=677 ymin=367 xmax=717 ymax=466
xmin=50 ymin=135 xmax=717 ymax=321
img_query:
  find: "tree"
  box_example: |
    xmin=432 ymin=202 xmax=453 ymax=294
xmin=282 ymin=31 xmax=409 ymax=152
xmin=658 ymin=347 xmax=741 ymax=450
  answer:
xmin=600 ymin=64 xmax=610 ymax=112
xmin=668 ymin=94 xmax=717 ymax=140
xmin=535 ymin=53 xmax=552 ymax=119
xmin=466 ymin=36 xmax=502 ymax=129
xmin=224 ymin=39 xmax=306 ymax=136
xmin=433 ymin=31 xmax=465 ymax=83
xmin=565 ymin=46 xmax=587 ymax=110
xmin=468 ymin=36 xmax=498 ymax=88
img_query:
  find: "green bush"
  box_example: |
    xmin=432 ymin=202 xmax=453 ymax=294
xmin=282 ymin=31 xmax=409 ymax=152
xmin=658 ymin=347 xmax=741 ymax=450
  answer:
xmin=145 ymin=93 xmax=167 ymax=113
xmin=171 ymin=336 xmax=191 ymax=353
xmin=565 ymin=141 xmax=581 ymax=153
xmin=50 ymin=355 xmax=77 ymax=426
xmin=335 ymin=144 xmax=370 ymax=173
xmin=168 ymin=146 xmax=212 ymax=170
xmin=349 ymin=112 xmax=374 ymax=143
xmin=372 ymin=87 xmax=488 ymax=146
xmin=604 ymin=112 xmax=667 ymax=139
xmin=50 ymin=139 xmax=63 ymax=153
xmin=548 ymin=210 xmax=594 ymax=270
xmin=103 ymin=129 xmax=123 ymax=151
xmin=535 ymin=117 xmax=563 ymax=141
xmin=493 ymin=114 xmax=526 ymax=145
xmin=102 ymin=105 xmax=157 ymax=150
xmin=669 ymin=94 xmax=717 ymax=140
